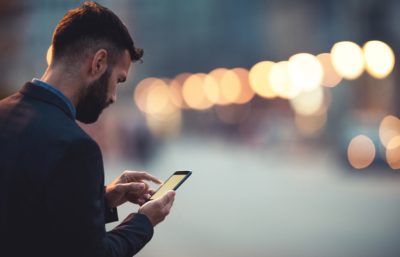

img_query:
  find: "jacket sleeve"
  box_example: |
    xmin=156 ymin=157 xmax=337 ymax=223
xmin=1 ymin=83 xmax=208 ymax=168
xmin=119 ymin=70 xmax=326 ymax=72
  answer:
xmin=104 ymin=187 xmax=119 ymax=223
xmin=44 ymin=138 xmax=154 ymax=257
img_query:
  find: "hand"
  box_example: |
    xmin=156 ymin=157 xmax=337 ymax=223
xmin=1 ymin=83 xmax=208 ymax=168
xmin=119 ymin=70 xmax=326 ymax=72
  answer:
xmin=105 ymin=170 xmax=162 ymax=208
xmin=139 ymin=190 xmax=175 ymax=227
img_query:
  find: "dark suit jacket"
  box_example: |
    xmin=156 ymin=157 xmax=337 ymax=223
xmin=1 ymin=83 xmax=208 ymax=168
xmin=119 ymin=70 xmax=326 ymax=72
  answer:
xmin=0 ymin=82 xmax=153 ymax=257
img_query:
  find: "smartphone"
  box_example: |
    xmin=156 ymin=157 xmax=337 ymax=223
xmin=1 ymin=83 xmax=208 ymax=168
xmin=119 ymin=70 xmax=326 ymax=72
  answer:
xmin=149 ymin=170 xmax=192 ymax=200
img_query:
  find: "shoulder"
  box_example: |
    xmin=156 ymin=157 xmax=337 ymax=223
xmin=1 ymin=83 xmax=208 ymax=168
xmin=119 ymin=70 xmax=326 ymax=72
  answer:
xmin=65 ymin=131 xmax=102 ymax=158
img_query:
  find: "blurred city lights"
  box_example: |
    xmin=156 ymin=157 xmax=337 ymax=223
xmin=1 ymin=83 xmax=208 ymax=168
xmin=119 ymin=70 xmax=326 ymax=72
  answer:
xmin=182 ymin=73 xmax=213 ymax=110
xmin=288 ymin=53 xmax=323 ymax=92
xmin=386 ymin=136 xmax=400 ymax=169
xmin=134 ymin=39 xmax=395 ymax=145
xmin=379 ymin=115 xmax=400 ymax=148
xmin=169 ymin=73 xmax=191 ymax=109
xmin=134 ymin=76 xmax=182 ymax=137
xmin=209 ymin=68 xmax=232 ymax=105
xmin=231 ymin=68 xmax=255 ymax=104
xmin=363 ymin=40 xmax=395 ymax=79
xmin=220 ymin=70 xmax=241 ymax=103
xmin=134 ymin=77 xmax=162 ymax=113
xmin=134 ymin=77 xmax=180 ymax=117
xmin=249 ymin=61 xmax=276 ymax=98
xmin=145 ymin=80 xmax=170 ymax=115
xmin=269 ymin=61 xmax=299 ymax=99
xmin=316 ymin=53 xmax=343 ymax=87
xmin=46 ymin=45 xmax=53 ymax=66
xmin=203 ymin=74 xmax=220 ymax=104
xmin=146 ymin=108 xmax=182 ymax=138
xmin=331 ymin=41 xmax=365 ymax=80
xmin=289 ymin=86 xmax=324 ymax=116
xmin=347 ymin=135 xmax=376 ymax=169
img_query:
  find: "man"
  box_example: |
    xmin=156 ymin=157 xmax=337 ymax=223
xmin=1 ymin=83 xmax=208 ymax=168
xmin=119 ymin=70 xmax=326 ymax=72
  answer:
xmin=0 ymin=2 xmax=175 ymax=257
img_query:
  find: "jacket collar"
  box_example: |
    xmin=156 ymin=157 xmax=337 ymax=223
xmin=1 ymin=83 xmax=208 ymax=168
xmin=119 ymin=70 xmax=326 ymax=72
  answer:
xmin=19 ymin=82 xmax=75 ymax=120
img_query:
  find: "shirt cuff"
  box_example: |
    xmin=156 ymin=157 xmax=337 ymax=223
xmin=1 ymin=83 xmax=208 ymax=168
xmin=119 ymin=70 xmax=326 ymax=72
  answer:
xmin=103 ymin=187 xmax=118 ymax=223
xmin=105 ymin=204 xmax=119 ymax=223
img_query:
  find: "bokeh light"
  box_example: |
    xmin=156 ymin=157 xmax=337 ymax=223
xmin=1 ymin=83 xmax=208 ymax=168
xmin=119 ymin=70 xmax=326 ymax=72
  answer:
xmin=347 ymin=135 xmax=376 ymax=169
xmin=134 ymin=77 xmax=182 ymax=137
xmin=249 ymin=61 xmax=276 ymax=99
xmin=269 ymin=61 xmax=299 ymax=99
xmin=220 ymin=70 xmax=241 ymax=103
xmin=209 ymin=68 xmax=232 ymax=105
xmin=169 ymin=73 xmax=191 ymax=109
xmin=331 ymin=41 xmax=365 ymax=80
xmin=203 ymin=74 xmax=220 ymax=104
xmin=231 ymin=68 xmax=255 ymax=104
xmin=363 ymin=40 xmax=395 ymax=79
xmin=134 ymin=77 xmax=162 ymax=113
xmin=288 ymin=53 xmax=323 ymax=92
xmin=379 ymin=115 xmax=400 ymax=148
xmin=316 ymin=53 xmax=343 ymax=87
xmin=386 ymin=136 xmax=400 ymax=169
xmin=145 ymin=80 xmax=170 ymax=115
xmin=146 ymin=108 xmax=182 ymax=138
xmin=289 ymin=86 xmax=324 ymax=116
xmin=182 ymin=73 xmax=213 ymax=110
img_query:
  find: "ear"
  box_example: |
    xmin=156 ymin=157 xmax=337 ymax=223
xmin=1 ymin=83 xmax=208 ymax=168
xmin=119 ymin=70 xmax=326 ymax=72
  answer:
xmin=89 ymin=49 xmax=108 ymax=80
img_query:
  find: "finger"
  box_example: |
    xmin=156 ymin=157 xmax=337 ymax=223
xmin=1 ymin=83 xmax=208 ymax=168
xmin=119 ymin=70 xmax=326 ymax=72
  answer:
xmin=148 ymin=188 xmax=156 ymax=195
xmin=136 ymin=194 xmax=151 ymax=204
xmin=137 ymin=194 xmax=151 ymax=201
xmin=137 ymin=199 xmax=146 ymax=206
xmin=125 ymin=189 xmax=147 ymax=201
xmin=140 ymin=182 xmax=150 ymax=191
xmin=126 ymin=193 xmax=140 ymax=203
xmin=163 ymin=193 xmax=175 ymax=213
xmin=124 ymin=171 xmax=163 ymax=184
xmin=160 ymin=190 xmax=176 ymax=206
xmin=118 ymin=182 xmax=145 ymax=194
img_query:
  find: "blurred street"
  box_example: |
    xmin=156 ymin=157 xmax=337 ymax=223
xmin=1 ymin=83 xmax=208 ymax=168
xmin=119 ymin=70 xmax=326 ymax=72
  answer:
xmin=105 ymin=135 xmax=400 ymax=257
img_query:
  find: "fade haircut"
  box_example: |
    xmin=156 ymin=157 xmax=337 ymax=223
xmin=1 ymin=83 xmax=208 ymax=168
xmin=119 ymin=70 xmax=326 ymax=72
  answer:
xmin=51 ymin=1 xmax=143 ymax=66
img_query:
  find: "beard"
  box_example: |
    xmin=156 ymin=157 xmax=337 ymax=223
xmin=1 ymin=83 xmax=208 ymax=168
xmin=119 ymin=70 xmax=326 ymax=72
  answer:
xmin=76 ymin=68 xmax=113 ymax=124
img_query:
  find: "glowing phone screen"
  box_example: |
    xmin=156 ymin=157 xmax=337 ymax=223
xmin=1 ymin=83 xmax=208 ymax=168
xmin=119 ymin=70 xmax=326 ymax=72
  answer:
xmin=150 ymin=174 xmax=188 ymax=200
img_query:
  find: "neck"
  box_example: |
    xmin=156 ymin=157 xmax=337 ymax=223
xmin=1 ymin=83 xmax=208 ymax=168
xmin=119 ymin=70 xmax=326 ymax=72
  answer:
xmin=40 ymin=65 xmax=83 ymax=107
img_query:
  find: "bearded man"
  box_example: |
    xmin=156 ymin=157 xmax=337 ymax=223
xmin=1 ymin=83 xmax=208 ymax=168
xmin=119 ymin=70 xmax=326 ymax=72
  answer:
xmin=0 ymin=2 xmax=175 ymax=257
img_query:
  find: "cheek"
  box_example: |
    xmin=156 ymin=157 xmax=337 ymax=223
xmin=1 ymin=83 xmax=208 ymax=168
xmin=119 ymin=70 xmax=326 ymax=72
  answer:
xmin=108 ymin=82 xmax=118 ymax=99
xmin=109 ymin=82 xmax=117 ymax=93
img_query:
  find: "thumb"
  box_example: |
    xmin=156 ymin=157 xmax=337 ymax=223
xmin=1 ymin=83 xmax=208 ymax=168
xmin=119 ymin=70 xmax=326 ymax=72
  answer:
xmin=118 ymin=182 xmax=145 ymax=193
xmin=160 ymin=190 xmax=176 ymax=205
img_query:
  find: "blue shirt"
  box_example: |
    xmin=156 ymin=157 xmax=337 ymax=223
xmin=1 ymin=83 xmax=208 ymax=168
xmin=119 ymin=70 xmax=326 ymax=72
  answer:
xmin=31 ymin=78 xmax=76 ymax=119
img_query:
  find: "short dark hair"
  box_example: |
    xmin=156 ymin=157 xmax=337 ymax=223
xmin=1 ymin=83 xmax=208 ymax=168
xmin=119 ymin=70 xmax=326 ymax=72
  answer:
xmin=51 ymin=1 xmax=143 ymax=65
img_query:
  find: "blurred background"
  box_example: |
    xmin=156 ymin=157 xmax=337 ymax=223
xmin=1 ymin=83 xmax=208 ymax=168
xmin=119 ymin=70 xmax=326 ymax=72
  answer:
xmin=2 ymin=0 xmax=400 ymax=256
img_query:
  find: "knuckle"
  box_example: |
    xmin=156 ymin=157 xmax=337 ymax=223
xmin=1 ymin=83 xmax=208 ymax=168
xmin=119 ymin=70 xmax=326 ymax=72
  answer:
xmin=114 ymin=184 xmax=123 ymax=193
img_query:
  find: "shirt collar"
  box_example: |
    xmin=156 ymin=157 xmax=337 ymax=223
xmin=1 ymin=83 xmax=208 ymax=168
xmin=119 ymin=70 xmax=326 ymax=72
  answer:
xmin=31 ymin=78 xmax=76 ymax=119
